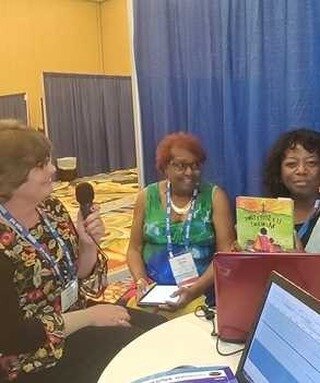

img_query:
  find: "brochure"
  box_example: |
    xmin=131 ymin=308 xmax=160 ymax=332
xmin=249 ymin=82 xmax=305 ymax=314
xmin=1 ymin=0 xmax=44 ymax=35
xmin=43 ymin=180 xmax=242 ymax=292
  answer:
xmin=131 ymin=366 xmax=238 ymax=383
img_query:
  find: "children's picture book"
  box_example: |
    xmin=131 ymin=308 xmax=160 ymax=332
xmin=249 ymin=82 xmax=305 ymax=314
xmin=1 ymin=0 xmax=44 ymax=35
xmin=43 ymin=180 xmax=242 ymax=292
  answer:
xmin=131 ymin=365 xmax=237 ymax=383
xmin=236 ymin=196 xmax=294 ymax=252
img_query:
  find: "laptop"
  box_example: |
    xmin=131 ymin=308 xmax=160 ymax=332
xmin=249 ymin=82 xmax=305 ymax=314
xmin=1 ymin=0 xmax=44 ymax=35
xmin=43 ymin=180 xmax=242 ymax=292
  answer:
xmin=235 ymin=271 xmax=320 ymax=382
xmin=214 ymin=252 xmax=320 ymax=342
xmin=130 ymin=272 xmax=320 ymax=383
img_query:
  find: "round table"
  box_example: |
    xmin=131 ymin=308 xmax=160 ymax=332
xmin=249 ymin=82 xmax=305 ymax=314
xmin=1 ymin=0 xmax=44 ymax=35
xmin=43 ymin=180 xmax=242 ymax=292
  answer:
xmin=98 ymin=313 xmax=242 ymax=382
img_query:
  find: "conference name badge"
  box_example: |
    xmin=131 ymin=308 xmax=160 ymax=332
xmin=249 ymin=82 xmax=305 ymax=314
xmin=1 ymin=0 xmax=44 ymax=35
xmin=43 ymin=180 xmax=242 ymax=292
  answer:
xmin=169 ymin=251 xmax=199 ymax=286
xmin=61 ymin=278 xmax=78 ymax=312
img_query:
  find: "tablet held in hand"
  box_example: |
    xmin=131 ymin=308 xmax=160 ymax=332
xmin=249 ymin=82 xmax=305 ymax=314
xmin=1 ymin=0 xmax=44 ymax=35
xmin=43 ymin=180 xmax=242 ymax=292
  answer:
xmin=138 ymin=284 xmax=180 ymax=306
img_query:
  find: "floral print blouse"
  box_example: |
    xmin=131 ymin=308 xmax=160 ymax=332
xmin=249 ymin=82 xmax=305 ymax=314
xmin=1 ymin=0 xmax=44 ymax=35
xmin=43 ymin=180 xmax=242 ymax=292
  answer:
xmin=0 ymin=197 xmax=108 ymax=380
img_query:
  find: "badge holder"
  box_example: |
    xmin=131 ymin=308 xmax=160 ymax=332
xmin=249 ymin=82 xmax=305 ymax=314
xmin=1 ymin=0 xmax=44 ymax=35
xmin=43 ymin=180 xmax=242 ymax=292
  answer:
xmin=169 ymin=251 xmax=199 ymax=286
xmin=61 ymin=279 xmax=78 ymax=312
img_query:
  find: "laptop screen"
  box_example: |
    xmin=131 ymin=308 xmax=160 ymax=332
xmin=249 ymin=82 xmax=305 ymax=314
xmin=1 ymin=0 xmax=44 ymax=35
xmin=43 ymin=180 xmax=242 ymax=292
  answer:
xmin=237 ymin=273 xmax=320 ymax=382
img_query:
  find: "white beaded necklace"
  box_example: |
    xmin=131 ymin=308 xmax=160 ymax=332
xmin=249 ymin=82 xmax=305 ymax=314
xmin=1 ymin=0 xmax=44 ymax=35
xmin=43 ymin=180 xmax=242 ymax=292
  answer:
xmin=170 ymin=199 xmax=192 ymax=215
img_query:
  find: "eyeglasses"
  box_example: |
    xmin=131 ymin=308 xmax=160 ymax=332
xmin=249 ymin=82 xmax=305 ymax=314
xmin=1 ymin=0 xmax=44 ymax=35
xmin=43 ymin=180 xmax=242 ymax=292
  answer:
xmin=170 ymin=161 xmax=201 ymax=173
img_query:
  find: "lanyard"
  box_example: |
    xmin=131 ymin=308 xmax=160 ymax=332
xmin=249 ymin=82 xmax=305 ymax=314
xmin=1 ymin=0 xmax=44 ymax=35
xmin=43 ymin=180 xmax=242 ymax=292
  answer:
xmin=165 ymin=181 xmax=198 ymax=258
xmin=297 ymin=199 xmax=320 ymax=239
xmin=0 ymin=204 xmax=76 ymax=285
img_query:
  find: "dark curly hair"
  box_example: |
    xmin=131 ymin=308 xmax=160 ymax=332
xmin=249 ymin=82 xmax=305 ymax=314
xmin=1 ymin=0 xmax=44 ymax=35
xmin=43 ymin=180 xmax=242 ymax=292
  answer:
xmin=155 ymin=132 xmax=206 ymax=174
xmin=264 ymin=128 xmax=320 ymax=197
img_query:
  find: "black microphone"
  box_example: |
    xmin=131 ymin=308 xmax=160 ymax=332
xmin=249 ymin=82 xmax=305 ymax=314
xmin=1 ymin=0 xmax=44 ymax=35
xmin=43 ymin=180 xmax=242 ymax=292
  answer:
xmin=75 ymin=182 xmax=94 ymax=219
xmin=75 ymin=182 xmax=109 ymax=264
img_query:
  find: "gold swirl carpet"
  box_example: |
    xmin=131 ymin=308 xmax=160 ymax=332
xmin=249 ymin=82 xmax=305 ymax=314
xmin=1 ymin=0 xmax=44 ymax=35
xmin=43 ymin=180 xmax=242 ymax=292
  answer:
xmin=52 ymin=168 xmax=138 ymax=303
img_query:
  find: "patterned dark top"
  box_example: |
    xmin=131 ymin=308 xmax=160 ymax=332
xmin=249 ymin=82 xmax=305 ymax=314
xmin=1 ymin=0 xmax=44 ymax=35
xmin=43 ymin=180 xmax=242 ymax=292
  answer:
xmin=0 ymin=197 xmax=107 ymax=380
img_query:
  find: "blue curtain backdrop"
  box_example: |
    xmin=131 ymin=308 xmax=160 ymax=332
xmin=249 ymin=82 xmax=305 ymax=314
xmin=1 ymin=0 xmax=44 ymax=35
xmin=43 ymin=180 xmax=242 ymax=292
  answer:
xmin=133 ymin=0 xmax=320 ymax=199
xmin=0 ymin=93 xmax=28 ymax=124
xmin=44 ymin=73 xmax=136 ymax=177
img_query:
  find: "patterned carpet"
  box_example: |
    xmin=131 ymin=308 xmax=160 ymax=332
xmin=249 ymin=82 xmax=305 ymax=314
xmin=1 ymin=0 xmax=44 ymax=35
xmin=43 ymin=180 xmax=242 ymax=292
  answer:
xmin=52 ymin=168 xmax=138 ymax=303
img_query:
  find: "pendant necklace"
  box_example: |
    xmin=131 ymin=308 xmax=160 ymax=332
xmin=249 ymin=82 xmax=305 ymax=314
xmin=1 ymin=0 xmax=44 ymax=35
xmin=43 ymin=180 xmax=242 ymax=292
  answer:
xmin=170 ymin=199 xmax=192 ymax=215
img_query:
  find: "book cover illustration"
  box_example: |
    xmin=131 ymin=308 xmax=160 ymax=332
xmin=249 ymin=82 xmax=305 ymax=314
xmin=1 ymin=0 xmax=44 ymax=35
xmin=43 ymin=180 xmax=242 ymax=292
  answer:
xmin=236 ymin=196 xmax=294 ymax=252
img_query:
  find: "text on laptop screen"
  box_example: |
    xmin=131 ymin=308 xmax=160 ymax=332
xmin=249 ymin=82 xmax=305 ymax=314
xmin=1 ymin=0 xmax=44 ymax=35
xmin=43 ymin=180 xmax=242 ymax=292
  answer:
xmin=242 ymin=282 xmax=320 ymax=382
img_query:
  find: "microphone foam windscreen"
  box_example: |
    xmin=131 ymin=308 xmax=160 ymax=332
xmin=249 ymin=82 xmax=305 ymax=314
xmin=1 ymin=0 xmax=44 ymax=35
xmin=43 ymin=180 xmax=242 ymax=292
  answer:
xmin=75 ymin=182 xmax=94 ymax=205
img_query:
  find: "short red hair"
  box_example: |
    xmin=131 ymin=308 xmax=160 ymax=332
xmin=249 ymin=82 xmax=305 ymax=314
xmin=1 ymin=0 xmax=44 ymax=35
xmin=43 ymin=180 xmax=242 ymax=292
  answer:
xmin=156 ymin=132 xmax=206 ymax=173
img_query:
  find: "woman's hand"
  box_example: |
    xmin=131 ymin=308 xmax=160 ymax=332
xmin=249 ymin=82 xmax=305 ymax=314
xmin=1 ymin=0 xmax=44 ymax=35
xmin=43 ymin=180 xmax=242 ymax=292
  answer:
xmin=62 ymin=304 xmax=131 ymax=336
xmin=158 ymin=286 xmax=195 ymax=311
xmin=231 ymin=240 xmax=242 ymax=252
xmin=77 ymin=204 xmax=105 ymax=246
xmin=293 ymin=232 xmax=305 ymax=252
xmin=136 ymin=278 xmax=152 ymax=301
xmin=86 ymin=304 xmax=131 ymax=327
xmin=76 ymin=204 xmax=105 ymax=278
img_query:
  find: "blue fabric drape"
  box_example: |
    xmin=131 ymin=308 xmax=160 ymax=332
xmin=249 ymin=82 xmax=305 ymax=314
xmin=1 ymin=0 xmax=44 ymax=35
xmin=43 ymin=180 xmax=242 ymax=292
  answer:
xmin=134 ymin=0 xmax=320 ymax=198
xmin=44 ymin=73 xmax=136 ymax=177
xmin=0 ymin=93 xmax=28 ymax=124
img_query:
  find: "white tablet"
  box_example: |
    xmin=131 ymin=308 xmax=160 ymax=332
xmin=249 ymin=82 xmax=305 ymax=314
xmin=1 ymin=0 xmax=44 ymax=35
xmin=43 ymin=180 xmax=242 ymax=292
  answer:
xmin=138 ymin=284 xmax=180 ymax=306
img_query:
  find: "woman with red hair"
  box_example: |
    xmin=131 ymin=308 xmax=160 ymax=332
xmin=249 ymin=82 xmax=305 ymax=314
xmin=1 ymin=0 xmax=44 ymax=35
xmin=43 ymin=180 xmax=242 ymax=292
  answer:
xmin=127 ymin=132 xmax=235 ymax=315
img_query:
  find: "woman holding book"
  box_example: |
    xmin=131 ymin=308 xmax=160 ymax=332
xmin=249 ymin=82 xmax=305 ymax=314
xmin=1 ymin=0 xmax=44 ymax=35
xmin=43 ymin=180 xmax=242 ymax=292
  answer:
xmin=264 ymin=128 xmax=320 ymax=252
xmin=126 ymin=132 xmax=235 ymax=316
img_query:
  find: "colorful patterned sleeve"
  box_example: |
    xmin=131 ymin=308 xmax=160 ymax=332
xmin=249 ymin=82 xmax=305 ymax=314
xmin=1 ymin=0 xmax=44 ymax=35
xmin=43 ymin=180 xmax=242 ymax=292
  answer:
xmin=0 ymin=257 xmax=47 ymax=355
xmin=79 ymin=252 xmax=109 ymax=299
xmin=44 ymin=197 xmax=109 ymax=299
xmin=23 ymin=308 xmax=66 ymax=373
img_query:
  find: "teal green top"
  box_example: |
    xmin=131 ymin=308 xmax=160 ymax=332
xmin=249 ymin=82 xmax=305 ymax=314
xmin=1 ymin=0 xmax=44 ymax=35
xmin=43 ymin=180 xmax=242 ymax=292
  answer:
xmin=142 ymin=182 xmax=217 ymax=286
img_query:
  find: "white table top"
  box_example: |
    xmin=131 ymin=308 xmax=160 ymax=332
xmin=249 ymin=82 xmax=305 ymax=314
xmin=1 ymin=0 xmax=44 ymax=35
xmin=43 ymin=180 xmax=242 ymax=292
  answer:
xmin=98 ymin=313 xmax=243 ymax=383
